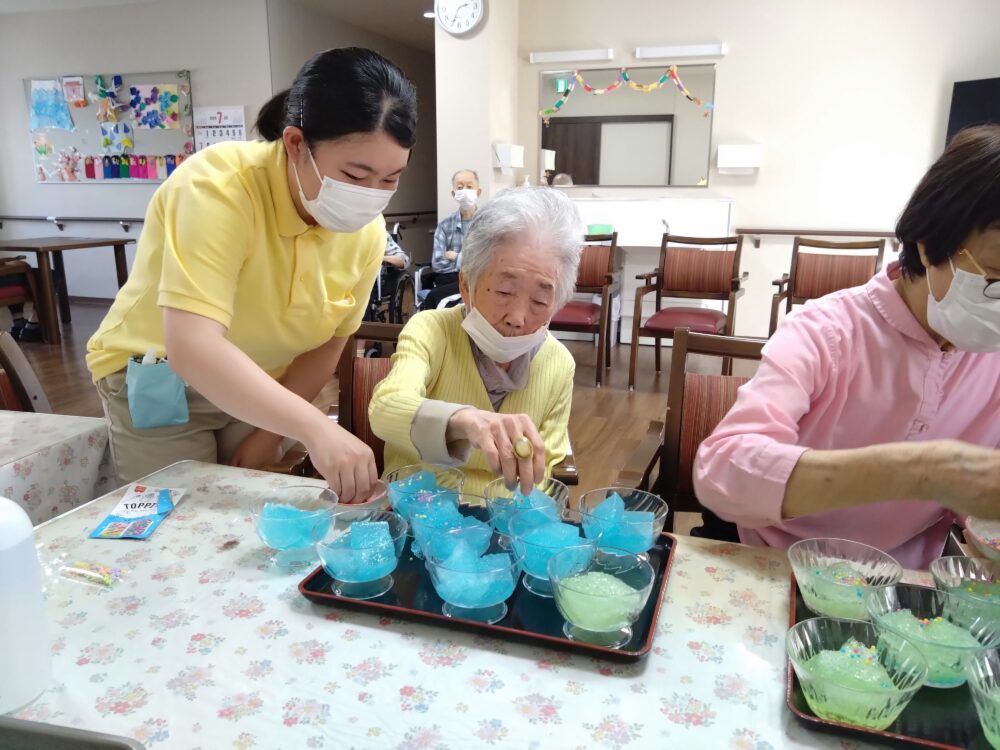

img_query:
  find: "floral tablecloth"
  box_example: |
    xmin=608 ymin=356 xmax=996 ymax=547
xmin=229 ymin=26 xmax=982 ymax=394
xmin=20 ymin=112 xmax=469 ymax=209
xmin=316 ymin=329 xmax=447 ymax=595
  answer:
xmin=16 ymin=461 xmax=890 ymax=749
xmin=0 ymin=410 xmax=115 ymax=526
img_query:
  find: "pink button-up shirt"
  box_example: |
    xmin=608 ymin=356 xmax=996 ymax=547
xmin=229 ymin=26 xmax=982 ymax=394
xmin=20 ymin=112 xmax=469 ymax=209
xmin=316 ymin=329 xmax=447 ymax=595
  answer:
xmin=693 ymin=264 xmax=1000 ymax=569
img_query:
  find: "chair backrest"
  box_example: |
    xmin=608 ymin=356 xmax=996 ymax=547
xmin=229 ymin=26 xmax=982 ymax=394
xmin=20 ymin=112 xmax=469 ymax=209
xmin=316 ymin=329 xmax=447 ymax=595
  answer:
xmin=661 ymin=328 xmax=764 ymax=502
xmin=790 ymin=237 xmax=886 ymax=301
xmin=575 ymin=232 xmax=618 ymax=289
xmin=336 ymin=322 xmax=404 ymax=475
xmin=659 ymin=234 xmax=743 ymax=297
xmin=0 ymin=332 xmax=51 ymax=413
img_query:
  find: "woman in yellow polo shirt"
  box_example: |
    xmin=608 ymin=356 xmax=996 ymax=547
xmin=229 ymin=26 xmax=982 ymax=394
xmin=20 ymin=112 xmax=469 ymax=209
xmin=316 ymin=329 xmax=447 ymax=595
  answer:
xmin=87 ymin=47 xmax=416 ymax=501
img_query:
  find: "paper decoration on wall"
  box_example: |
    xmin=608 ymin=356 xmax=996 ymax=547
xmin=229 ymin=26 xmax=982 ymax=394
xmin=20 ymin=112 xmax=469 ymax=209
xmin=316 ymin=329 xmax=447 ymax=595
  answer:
xmin=129 ymin=84 xmax=180 ymax=129
xmin=622 ymin=69 xmax=670 ymax=93
xmin=100 ymin=122 xmax=134 ymax=154
xmin=58 ymin=147 xmax=82 ymax=181
xmin=29 ymin=70 xmax=195 ymax=185
xmin=193 ymin=106 xmax=247 ymax=151
xmin=32 ymin=133 xmax=53 ymax=157
xmin=539 ymin=79 xmax=577 ymax=124
xmin=667 ymin=67 xmax=714 ymax=116
xmin=62 ymin=76 xmax=87 ymax=108
xmin=539 ymin=65 xmax=714 ymax=125
xmin=94 ymin=74 xmax=126 ymax=122
xmin=576 ymin=69 xmax=624 ymax=95
xmin=29 ymin=79 xmax=75 ymax=130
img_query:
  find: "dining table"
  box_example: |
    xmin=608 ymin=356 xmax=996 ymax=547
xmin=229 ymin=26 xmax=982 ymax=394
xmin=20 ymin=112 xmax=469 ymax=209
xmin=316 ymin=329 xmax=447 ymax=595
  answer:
xmin=0 ymin=236 xmax=135 ymax=344
xmin=11 ymin=459 xmax=906 ymax=749
xmin=0 ymin=410 xmax=114 ymax=526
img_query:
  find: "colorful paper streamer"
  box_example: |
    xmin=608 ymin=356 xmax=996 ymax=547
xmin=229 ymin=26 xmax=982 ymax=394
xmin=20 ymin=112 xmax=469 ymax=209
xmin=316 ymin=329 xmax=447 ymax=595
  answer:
xmin=539 ymin=65 xmax=714 ymax=125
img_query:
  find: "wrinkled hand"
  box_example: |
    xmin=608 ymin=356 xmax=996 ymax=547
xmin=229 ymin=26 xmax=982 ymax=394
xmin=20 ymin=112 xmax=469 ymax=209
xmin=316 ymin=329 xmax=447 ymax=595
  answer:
xmin=304 ymin=420 xmax=378 ymax=504
xmin=923 ymin=440 xmax=1000 ymax=520
xmin=447 ymin=408 xmax=544 ymax=494
xmin=229 ymin=429 xmax=285 ymax=470
xmin=444 ymin=250 xmax=458 ymax=262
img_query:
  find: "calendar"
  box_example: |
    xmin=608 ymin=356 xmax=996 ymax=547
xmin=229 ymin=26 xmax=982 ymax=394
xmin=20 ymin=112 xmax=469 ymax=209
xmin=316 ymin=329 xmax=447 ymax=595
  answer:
xmin=193 ymin=105 xmax=246 ymax=151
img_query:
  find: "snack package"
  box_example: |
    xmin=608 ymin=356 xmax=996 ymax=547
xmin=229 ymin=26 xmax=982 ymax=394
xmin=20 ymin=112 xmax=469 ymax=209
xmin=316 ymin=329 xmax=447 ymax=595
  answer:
xmin=89 ymin=484 xmax=185 ymax=540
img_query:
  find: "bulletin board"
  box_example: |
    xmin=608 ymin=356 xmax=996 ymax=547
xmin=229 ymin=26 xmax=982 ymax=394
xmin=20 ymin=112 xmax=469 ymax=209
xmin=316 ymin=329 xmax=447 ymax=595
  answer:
xmin=24 ymin=70 xmax=194 ymax=184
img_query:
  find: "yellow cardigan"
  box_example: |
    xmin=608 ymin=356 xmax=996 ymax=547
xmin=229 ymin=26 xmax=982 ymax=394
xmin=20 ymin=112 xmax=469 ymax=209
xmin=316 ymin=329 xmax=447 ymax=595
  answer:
xmin=369 ymin=305 xmax=575 ymax=496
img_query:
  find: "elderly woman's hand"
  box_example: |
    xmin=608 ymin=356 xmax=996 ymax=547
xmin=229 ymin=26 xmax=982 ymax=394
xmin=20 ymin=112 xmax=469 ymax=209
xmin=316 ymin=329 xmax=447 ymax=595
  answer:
xmin=447 ymin=408 xmax=545 ymax=494
xmin=922 ymin=440 xmax=1000 ymax=520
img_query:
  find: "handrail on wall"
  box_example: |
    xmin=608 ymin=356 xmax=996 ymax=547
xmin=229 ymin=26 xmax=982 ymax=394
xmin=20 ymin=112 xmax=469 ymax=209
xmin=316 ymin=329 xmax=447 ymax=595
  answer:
xmin=737 ymin=227 xmax=900 ymax=252
xmin=0 ymin=209 xmax=437 ymax=233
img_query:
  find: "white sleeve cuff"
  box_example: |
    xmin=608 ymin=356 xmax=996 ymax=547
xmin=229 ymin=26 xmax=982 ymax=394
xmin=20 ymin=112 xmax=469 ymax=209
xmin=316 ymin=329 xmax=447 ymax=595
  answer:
xmin=411 ymin=400 xmax=472 ymax=466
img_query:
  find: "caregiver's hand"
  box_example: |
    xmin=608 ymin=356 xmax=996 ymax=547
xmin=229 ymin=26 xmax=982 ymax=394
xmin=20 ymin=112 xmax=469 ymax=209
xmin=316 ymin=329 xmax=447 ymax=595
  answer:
xmin=920 ymin=440 xmax=1000 ymax=520
xmin=303 ymin=420 xmax=378 ymax=504
xmin=447 ymin=409 xmax=545 ymax=495
xmin=229 ymin=429 xmax=284 ymax=470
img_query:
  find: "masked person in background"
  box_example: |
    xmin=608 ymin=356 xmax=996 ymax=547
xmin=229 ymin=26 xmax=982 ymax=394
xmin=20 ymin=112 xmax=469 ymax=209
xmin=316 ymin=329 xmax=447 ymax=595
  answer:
xmin=369 ymin=187 xmax=582 ymax=496
xmin=86 ymin=47 xmax=416 ymax=502
xmin=422 ymin=169 xmax=481 ymax=310
xmin=694 ymin=125 xmax=1000 ymax=568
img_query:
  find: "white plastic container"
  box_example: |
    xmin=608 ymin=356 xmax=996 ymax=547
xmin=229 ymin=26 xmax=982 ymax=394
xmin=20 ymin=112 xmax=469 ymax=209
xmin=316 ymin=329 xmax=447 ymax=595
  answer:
xmin=0 ymin=497 xmax=51 ymax=714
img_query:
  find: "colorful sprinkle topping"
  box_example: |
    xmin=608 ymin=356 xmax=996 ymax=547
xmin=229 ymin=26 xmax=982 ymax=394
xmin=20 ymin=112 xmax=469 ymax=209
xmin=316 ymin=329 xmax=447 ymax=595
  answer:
xmin=838 ymin=637 xmax=878 ymax=666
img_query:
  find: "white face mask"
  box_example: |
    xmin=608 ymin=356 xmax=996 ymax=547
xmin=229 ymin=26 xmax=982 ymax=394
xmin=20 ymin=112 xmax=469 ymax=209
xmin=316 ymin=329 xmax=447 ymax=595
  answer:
xmin=461 ymin=306 xmax=548 ymax=364
xmin=926 ymin=259 xmax=1000 ymax=352
xmin=293 ymin=149 xmax=394 ymax=233
xmin=453 ymin=188 xmax=478 ymax=210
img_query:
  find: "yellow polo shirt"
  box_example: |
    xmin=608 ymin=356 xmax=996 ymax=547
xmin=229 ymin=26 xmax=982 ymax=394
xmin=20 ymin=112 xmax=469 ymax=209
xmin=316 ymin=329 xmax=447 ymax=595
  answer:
xmin=87 ymin=140 xmax=384 ymax=383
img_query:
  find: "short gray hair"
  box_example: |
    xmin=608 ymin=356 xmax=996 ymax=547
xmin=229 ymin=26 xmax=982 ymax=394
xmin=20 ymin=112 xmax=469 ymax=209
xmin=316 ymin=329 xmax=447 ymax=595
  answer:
xmin=451 ymin=168 xmax=479 ymax=185
xmin=461 ymin=186 xmax=584 ymax=309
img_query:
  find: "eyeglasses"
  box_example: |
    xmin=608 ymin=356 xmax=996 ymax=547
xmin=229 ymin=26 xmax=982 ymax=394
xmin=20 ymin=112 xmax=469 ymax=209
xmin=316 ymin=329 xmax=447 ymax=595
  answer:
xmin=959 ymin=249 xmax=1000 ymax=299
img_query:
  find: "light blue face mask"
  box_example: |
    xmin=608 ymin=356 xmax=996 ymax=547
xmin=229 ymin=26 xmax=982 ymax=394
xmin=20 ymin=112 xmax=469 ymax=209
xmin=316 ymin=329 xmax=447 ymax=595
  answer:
xmin=125 ymin=356 xmax=189 ymax=429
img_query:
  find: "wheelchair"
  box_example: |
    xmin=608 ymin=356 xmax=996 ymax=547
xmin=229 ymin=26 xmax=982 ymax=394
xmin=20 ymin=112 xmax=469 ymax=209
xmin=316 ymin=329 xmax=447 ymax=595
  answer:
xmin=361 ymin=223 xmax=416 ymax=356
xmin=363 ymin=223 xmax=416 ymax=326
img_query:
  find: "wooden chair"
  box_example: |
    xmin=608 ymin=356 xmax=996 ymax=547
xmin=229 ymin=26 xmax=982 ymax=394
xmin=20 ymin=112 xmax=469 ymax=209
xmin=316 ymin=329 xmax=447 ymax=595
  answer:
xmin=623 ymin=327 xmax=765 ymax=534
xmin=0 ymin=256 xmax=38 ymax=316
xmin=628 ymin=234 xmax=747 ymax=390
xmin=338 ymin=322 xmax=579 ymax=484
xmin=769 ymin=237 xmax=886 ymax=335
xmin=549 ymin=232 xmax=619 ymax=387
xmin=0 ymin=331 xmax=51 ymax=412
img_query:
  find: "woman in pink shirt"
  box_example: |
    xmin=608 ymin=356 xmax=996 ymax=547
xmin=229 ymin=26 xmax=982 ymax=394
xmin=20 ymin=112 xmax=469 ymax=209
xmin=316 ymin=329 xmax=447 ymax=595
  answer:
xmin=694 ymin=125 xmax=1000 ymax=569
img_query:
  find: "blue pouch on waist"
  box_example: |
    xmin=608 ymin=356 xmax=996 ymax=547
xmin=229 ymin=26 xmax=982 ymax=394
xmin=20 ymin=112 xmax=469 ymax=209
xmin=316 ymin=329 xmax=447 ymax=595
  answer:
xmin=125 ymin=355 xmax=189 ymax=429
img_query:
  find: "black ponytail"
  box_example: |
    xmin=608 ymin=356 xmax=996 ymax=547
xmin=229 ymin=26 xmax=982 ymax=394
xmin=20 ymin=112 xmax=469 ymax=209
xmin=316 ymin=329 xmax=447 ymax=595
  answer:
xmin=255 ymin=89 xmax=291 ymax=141
xmin=254 ymin=47 xmax=417 ymax=148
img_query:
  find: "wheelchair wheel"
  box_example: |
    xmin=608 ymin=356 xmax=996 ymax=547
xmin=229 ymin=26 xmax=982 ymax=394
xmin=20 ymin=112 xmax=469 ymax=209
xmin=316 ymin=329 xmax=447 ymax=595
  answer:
xmin=390 ymin=274 xmax=416 ymax=324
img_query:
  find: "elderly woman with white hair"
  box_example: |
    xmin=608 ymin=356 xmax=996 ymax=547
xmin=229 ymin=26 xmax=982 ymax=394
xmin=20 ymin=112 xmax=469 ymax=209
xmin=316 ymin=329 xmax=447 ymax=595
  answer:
xmin=369 ymin=187 xmax=583 ymax=495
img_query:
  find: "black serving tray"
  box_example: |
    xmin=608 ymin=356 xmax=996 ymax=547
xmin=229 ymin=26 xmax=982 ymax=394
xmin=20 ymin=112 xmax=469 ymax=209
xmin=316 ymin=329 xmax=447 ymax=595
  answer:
xmin=299 ymin=505 xmax=675 ymax=663
xmin=786 ymin=575 xmax=991 ymax=749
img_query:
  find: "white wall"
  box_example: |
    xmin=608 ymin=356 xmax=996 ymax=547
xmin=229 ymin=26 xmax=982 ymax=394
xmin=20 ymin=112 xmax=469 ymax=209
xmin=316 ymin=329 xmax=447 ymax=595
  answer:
xmin=434 ymin=0 xmax=519 ymax=217
xmin=266 ymin=0 xmax=437 ymax=262
xmin=266 ymin=0 xmax=437 ymax=218
xmin=514 ymin=0 xmax=1000 ymax=335
xmin=0 ymin=0 xmax=272 ymax=298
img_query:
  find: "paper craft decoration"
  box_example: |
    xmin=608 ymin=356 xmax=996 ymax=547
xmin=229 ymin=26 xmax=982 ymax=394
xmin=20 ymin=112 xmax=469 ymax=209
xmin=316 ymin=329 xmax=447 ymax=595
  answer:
xmin=62 ymin=76 xmax=87 ymax=108
xmin=32 ymin=133 xmax=53 ymax=157
xmin=129 ymin=84 xmax=180 ymax=129
xmin=100 ymin=122 xmax=134 ymax=154
xmin=539 ymin=66 xmax=714 ymax=124
xmin=30 ymin=79 xmax=74 ymax=130
xmin=56 ymin=147 xmax=81 ymax=182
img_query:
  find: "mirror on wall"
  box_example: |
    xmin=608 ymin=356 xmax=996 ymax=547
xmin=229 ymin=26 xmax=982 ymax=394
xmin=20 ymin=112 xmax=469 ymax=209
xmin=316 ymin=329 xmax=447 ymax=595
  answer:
xmin=538 ymin=64 xmax=715 ymax=187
